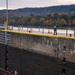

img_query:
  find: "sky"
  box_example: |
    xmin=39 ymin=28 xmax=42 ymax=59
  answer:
xmin=0 ymin=0 xmax=75 ymax=10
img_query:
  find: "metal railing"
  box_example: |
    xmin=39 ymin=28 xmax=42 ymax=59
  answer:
xmin=0 ymin=25 xmax=75 ymax=37
xmin=8 ymin=26 xmax=75 ymax=36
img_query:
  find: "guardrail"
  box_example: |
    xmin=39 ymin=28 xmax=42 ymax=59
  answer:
xmin=8 ymin=26 xmax=75 ymax=37
xmin=0 ymin=26 xmax=75 ymax=37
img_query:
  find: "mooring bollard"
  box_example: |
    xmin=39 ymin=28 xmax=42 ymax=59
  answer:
xmin=70 ymin=34 xmax=72 ymax=37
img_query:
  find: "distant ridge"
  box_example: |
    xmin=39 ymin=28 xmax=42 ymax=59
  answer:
xmin=0 ymin=4 xmax=75 ymax=16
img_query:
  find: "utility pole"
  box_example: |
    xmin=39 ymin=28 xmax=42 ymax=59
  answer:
xmin=5 ymin=0 xmax=8 ymax=70
xmin=5 ymin=0 xmax=8 ymax=44
xmin=6 ymin=0 xmax=8 ymax=24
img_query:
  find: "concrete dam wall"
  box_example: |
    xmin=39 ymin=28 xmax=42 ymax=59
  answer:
xmin=0 ymin=30 xmax=75 ymax=75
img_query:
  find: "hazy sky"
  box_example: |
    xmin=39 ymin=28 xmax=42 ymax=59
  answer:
xmin=0 ymin=0 xmax=75 ymax=10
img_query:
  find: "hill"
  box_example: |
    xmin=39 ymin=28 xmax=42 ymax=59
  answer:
xmin=0 ymin=4 xmax=75 ymax=16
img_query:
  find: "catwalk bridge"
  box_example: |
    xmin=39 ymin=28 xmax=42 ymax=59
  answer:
xmin=0 ymin=26 xmax=75 ymax=75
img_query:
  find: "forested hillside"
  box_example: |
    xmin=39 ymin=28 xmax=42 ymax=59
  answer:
xmin=0 ymin=5 xmax=75 ymax=27
xmin=0 ymin=4 xmax=75 ymax=17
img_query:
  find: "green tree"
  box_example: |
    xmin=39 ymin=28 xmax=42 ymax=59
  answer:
xmin=70 ymin=14 xmax=75 ymax=20
xmin=39 ymin=17 xmax=45 ymax=25
xmin=48 ymin=18 xmax=54 ymax=25
xmin=30 ymin=18 xmax=37 ymax=25
xmin=52 ymin=13 xmax=59 ymax=20
xmin=60 ymin=18 xmax=67 ymax=26
xmin=72 ymin=19 xmax=75 ymax=25
xmin=60 ymin=13 xmax=69 ymax=21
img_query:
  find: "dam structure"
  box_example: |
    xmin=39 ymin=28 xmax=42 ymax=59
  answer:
xmin=0 ymin=28 xmax=75 ymax=75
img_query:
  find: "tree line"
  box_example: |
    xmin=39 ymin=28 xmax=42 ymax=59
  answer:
xmin=0 ymin=13 xmax=75 ymax=27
